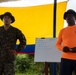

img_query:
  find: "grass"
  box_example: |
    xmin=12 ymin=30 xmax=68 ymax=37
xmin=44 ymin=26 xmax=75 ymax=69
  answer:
xmin=16 ymin=73 xmax=39 ymax=75
xmin=16 ymin=73 xmax=25 ymax=75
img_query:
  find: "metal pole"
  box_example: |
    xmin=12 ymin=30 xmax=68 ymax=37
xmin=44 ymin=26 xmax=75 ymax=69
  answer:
xmin=53 ymin=0 xmax=57 ymax=38
xmin=52 ymin=0 xmax=57 ymax=75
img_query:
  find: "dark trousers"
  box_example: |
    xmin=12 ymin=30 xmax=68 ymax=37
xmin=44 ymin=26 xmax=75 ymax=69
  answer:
xmin=60 ymin=58 xmax=76 ymax=75
xmin=0 ymin=62 xmax=15 ymax=75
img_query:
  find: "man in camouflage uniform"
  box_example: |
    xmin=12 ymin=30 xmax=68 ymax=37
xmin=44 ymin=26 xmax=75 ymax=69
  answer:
xmin=0 ymin=12 xmax=26 ymax=75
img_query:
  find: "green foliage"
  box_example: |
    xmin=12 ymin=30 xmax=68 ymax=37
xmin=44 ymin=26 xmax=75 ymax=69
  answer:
xmin=15 ymin=54 xmax=44 ymax=74
xmin=15 ymin=54 xmax=30 ymax=73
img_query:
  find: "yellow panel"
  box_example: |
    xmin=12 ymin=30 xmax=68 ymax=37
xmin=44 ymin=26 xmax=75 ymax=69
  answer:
xmin=0 ymin=2 xmax=67 ymax=44
xmin=0 ymin=4 xmax=53 ymax=44
xmin=56 ymin=2 xmax=67 ymax=37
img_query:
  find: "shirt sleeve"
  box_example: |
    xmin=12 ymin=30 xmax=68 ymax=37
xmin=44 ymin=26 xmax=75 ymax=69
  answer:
xmin=16 ymin=29 xmax=26 ymax=51
xmin=56 ymin=29 xmax=63 ymax=51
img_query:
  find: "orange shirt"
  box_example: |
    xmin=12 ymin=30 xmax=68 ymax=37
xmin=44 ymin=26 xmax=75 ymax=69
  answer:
xmin=56 ymin=25 xmax=76 ymax=60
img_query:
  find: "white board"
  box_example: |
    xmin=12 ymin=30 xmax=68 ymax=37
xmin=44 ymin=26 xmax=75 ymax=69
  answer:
xmin=34 ymin=38 xmax=62 ymax=62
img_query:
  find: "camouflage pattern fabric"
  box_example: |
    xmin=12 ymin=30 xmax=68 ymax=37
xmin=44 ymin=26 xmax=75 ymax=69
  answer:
xmin=0 ymin=26 xmax=26 ymax=62
xmin=0 ymin=25 xmax=26 ymax=75
xmin=0 ymin=62 xmax=15 ymax=75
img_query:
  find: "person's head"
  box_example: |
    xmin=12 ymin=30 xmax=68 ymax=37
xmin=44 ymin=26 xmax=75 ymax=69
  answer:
xmin=0 ymin=12 xmax=15 ymax=25
xmin=63 ymin=9 xmax=76 ymax=26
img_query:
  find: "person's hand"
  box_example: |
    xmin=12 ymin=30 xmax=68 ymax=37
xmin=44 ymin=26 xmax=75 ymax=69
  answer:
xmin=63 ymin=46 xmax=70 ymax=52
xmin=7 ymin=49 xmax=17 ymax=55
xmin=71 ymin=47 xmax=76 ymax=53
xmin=11 ymin=50 xmax=17 ymax=55
xmin=5 ymin=49 xmax=17 ymax=61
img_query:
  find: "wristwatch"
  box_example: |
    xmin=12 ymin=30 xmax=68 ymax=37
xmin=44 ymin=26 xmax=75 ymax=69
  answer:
xmin=69 ymin=48 xmax=72 ymax=51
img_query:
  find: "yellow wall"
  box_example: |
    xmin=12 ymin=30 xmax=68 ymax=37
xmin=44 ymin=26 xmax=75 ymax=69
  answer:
xmin=0 ymin=2 xmax=67 ymax=44
xmin=56 ymin=2 xmax=67 ymax=37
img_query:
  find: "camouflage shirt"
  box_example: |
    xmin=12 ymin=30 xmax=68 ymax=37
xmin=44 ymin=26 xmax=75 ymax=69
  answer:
xmin=0 ymin=25 xmax=26 ymax=62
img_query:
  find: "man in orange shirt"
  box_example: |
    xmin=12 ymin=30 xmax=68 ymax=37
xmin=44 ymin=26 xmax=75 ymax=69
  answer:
xmin=56 ymin=9 xmax=76 ymax=75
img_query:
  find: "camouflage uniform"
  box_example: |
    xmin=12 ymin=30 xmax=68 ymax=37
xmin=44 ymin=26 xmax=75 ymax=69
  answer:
xmin=0 ymin=26 xmax=26 ymax=75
